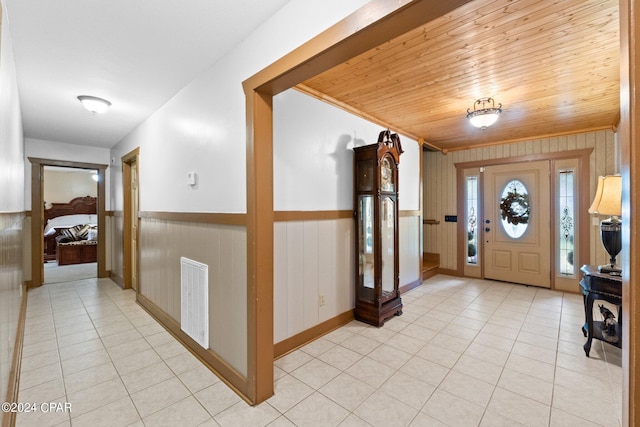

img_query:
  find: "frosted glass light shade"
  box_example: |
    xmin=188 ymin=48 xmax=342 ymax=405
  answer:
xmin=468 ymin=112 xmax=500 ymax=129
xmin=77 ymin=95 xmax=111 ymax=114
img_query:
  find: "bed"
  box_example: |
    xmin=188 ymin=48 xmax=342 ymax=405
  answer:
xmin=43 ymin=196 xmax=97 ymax=264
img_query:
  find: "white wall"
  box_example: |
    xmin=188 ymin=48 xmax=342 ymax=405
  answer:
xmin=274 ymin=89 xmax=420 ymax=211
xmin=44 ymin=169 xmax=97 ymax=205
xmin=109 ymin=0 xmax=371 ymax=213
xmin=24 ymin=138 xmax=110 ymax=210
xmin=0 ymin=5 xmax=24 ymax=212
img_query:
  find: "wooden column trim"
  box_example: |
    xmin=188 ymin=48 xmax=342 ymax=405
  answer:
xmin=245 ymin=89 xmax=274 ymax=403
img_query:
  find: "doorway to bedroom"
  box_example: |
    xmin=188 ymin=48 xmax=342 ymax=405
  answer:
xmin=42 ymin=166 xmax=98 ymax=284
xmin=28 ymin=157 xmax=108 ymax=288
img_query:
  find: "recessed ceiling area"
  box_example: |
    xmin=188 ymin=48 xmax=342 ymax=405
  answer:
xmin=299 ymin=0 xmax=619 ymax=152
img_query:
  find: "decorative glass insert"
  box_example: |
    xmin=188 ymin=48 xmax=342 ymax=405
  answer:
xmin=500 ymin=179 xmax=530 ymax=239
xmin=558 ymin=170 xmax=575 ymax=276
xmin=466 ymin=176 xmax=479 ymax=265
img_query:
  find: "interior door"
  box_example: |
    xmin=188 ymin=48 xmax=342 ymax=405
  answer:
xmin=483 ymin=161 xmax=551 ymax=288
xmin=131 ymin=161 xmax=139 ymax=291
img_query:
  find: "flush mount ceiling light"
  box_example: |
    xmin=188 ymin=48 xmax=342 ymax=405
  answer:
xmin=77 ymin=95 xmax=112 ymax=114
xmin=467 ymin=97 xmax=502 ymax=129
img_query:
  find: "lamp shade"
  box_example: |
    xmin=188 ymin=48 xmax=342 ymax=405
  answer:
xmin=588 ymin=175 xmax=621 ymax=216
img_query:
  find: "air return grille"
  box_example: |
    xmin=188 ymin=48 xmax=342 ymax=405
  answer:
xmin=180 ymin=257 xmax=209 ymax=349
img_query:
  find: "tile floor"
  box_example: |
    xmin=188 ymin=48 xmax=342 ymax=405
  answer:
xmin=16 ymin=274 xmax=622 ymax=427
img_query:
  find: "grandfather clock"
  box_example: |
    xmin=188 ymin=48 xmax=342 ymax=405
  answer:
xmin=353 ymin=130 xmax=403 ymax=327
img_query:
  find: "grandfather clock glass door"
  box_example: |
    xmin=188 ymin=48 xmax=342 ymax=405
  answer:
xmin=354 ymin=130 xmax=403 ymax=327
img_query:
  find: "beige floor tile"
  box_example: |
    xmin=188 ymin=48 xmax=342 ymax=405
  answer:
xmin=15 ymin=399 xmax=71 ymax=427
xmin=464 ymin=341 xmax=510 ymax=367
xmin=20 ymin=350 xmax=61 ymax=373
xmin=345 ymin=357 xmax=395 ymax=388
xmin=18 ymin=362 xmax=63 ymax=390
xmin=317 ymin=344 xmax=362 ymax=371
xmin=291 ymin=358 xmax=341 ymax=390
xmin=498 ymin=368 xmax=553 ymax=405
xmin=479 ymin=410 xmax=527 ymax=426
xmin=71 ymin=396 xmax=140 ymax=427
xmin=299 ymin=337 xmax=336 ymax=357
xmin=67 ymin=377 xmax=129 ymax=417
xmin=144 ymin=396 xmax=212 ymax=427
xmin=195 ymin=381 xmax=242 ymax=417
xmin=154 ymin=340 xmax=189 ymax=360
xmin=415 ymin=343 xmax=461 ymax=369
xmin=487 ymin=387 xmax=550 ymax=427
xmin=145 ymin=330 xmax=176 ymax=348
xmin=60 ymin=348 xmax=111 ymax=376
xmin=106 ymin=337 xmax=152 ymax=361
xmin=354 ymin=389 xmax=418 ymax=427
xmin=63 ymin=362 xmax=119 ymax=394
xmin=453 ymin=354 xmax=504 ymax=385
xmin=56 ymin=329 xmax=99 ymax=348
xmin=285 ymin=392 xmax=349 ymax=427
xmin=319 ymin=372 xmax=375 ymax=411
xmin=339 ymin=414 xmax=374 ymax=427
xmin=274 ymin=349 xmax=314 ymax=373
xmin=339 ymin=334 xmax=382 ymax=356
xmin=17 ymin=377 xmax=66 ymax=404
xmin=112 ymin=348 xmax=163 ymax=376
xmin=365 ymin=344 xmax=412 ymax=370
xmin=439 ymin=370 xmax=495 ymax=407
xmin=504 ymin=353 xmax=555 ymax=383
xmin=382 ymin=333 xmax=426 ymax=355
xmin=379 ymin=371 xmax=436 ymax=410
xmin=178 ymin=363 xmax=222 ymax=393
xmin=422 ymin=389 xmax=485 ymax=427
xmin=120 ymin=361 xmax=175 ymax=394
xmin=58 ymin=338 xmax=105 ymax=361
xmin=267 ymin=374 xmax=314 ymax=413
xmin=510 ymin=341 xmax=557 ymax=365
xmin=165 ymin=351 xmax=203 ymax=375
xmin=131 ymin=377 xmax=191 ymax=418
xmin=214 ymin=401 xmax=280 ymax=427
xmin=399 ymin=356 xmax=449 ymax=387
xmin=549 ymin=408 xmax=605 ymax=427
xmin=429 ymin=332 xmax=472 ymax=353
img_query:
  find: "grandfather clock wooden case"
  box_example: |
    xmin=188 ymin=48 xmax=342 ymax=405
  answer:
xmin=353 ymin=130 xmax=403 ymax=327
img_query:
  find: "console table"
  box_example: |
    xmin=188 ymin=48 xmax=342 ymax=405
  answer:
xmin=580 ymin=265 xmax=622 ymax=357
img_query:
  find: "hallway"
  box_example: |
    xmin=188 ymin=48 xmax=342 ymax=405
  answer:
xmin=16 ymin=275 xmax=622 ymax=426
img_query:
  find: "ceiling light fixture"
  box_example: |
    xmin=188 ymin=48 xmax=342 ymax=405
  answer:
xmin=467 ymin=97 xmax=502 ymax=129
xmin=77 ymin=95 xmax=112 ymax=114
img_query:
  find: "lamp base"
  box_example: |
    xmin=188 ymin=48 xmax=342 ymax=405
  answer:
xmin=598 ymin=263 xmax=622 ymax=275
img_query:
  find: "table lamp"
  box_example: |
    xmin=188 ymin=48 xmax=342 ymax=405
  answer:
xmin=588 ymin=175 xmax=622 ymax=274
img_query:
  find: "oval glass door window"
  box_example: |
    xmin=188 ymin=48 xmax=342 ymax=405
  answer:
xmin=499 ymin=179 xmax=530 ymax=239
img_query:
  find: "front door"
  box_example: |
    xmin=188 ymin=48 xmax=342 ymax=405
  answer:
xmin=483 ymin=161 xmax=551 ymax=288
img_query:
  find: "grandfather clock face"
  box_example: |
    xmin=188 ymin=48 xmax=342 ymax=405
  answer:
xmin=381 ymin=157 xmax=394 ymax=192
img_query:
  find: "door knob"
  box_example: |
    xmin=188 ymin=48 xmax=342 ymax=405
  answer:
xmin=485 ymin=227 xmax=491 ymax=232
xmin=485 ymin=219 xmax=491 ymax=224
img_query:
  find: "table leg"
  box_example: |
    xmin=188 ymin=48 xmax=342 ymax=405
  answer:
xmin=583 ymin=293 xmax=595 ymax=357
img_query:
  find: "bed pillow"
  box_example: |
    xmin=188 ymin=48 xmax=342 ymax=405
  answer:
xmin=62 ymin=224 xmax=91 ymax=241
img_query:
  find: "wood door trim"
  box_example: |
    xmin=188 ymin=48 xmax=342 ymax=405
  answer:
xmin=122 ymin=148 xmax=140 ymax=291
xmin=28 ymin=157 xmax=108 ymax=287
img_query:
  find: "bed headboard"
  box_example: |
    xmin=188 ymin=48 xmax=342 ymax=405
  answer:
xmin=44 ymin=196 xmax=97 ymax=225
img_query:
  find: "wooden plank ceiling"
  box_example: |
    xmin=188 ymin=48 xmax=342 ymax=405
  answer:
xmin=299 ymin=0 xmax=619 ymax=152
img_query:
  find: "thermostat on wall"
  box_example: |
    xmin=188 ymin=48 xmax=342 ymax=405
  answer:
xmin=187 ymin=172 xmax=196 ymax=186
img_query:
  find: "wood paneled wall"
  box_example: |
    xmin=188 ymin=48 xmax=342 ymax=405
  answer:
xmin=274 ymin=213 xmax=422 ymax=344
xmin=0 ymin=213 xmax=25 ymax=414
xmin=424 ymin=130 xmax=616 ymax=272
xmin=139 ymin=217 xmax=248 ymax=377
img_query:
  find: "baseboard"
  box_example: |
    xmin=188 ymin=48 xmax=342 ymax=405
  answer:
xmin=437 ymin=268 xmax=460 ymax=277
xmin=136 ymin=293 xmax=251 ymax=404
xmin=2 ymin=283 xmax=28 ymax=427
xmin=110 ymin=271 xmax=124 ymax=288
xmin=274 ymin=310 xmax=355 ymax=359
xmin=400 ymin=278 xmax=423 ymax=294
